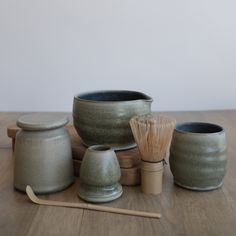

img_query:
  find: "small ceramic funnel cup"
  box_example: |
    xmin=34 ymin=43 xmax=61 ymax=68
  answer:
xmin=141 ymin=160 xmax=164 ymax=195
xmin=78 ymin=145 xmax=123 ymax=203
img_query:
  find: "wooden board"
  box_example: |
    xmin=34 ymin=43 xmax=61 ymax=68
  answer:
xmin=7 ymin=125 xmax=141 ymax=186
xmin=67 ymin=125 xmax=141 ymax=168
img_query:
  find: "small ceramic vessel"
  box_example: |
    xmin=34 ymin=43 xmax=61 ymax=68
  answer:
xmin=73 ymin=90 xmax=152 ymax=150
xmin=78 ymin=145 xmax=123 ymax=203
xmin=169 ymin=122 xmax=227 ymax=191
xmin=14 ymin=113 xmax=74 ymax=194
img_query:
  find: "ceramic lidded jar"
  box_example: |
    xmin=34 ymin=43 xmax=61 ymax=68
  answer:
xmin=78 ymin=145 xmax=122 ymax=203
xmin=169 ymin=122 xmax=227 ymax=191
xmin=73 ymin=90 xmax=152 ymax=151
xmin=14 ymin=114 xmax=74 ymax=194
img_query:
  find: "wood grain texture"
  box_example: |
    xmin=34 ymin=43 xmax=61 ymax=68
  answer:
xmin=0 ymin=149 xmax=39 ymax=236
xmin=26 ymin=183 xmax=84 ymax=236
xmin=1 ymin=111 xmax=236 ymax=236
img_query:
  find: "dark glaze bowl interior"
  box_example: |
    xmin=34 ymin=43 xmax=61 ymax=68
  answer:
xmin=176 ymin=122 xmax=223 ymax=134
xmin=75 ymin=90 xmax=152 ymax=102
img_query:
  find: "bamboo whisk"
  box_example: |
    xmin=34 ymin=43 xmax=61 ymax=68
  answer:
xmin=130 ymin=114 xmax=176 ymax=162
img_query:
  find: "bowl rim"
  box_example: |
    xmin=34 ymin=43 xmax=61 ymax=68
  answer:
xmin=88 ymin=145 xmax=112 ymax=152
xmin=175 ymin=122 xmax=225 ymax=135
xmin=74 ymin=90 xmax=153 ymax=103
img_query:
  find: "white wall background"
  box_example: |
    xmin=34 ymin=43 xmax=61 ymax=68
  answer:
xmin=0 ymin=0 xmax=236 ymax=112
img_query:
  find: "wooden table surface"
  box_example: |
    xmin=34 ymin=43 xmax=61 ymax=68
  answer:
xmin=1 ymin=111 xmax=236 ymax=236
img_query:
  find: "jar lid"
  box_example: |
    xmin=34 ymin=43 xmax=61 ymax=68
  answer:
xmin=17 ymin=113 xmax=69 ymax=131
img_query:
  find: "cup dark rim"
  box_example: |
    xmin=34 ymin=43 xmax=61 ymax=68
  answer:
xmin=74 ymin=90 xmax=153 ymax=103
xmin=175 ymin=122 xmax=224 ymax=135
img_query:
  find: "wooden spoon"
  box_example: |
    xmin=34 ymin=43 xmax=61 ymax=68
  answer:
xmin=26 ymin=186 xmax=161 ymax=219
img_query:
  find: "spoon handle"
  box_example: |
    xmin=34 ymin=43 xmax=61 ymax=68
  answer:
xmin=26 ymin=186 xmax=161 ymax=219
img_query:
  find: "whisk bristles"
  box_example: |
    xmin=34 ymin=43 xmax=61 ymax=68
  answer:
xmin=130 ymin=114 xmax=176 ymax=162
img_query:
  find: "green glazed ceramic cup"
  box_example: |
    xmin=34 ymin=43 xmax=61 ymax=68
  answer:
xmin=73 ymin=90 xmax=152 ymax=151
xmin=169 ymin=122 xmax=227 ymax=191
xmin=78 ymin=145 xmax=122 ymax=203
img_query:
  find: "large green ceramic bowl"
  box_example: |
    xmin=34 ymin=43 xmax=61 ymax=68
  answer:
xmin=73 ymin=90 xmax=152 ymax=150
xmin=169 ymin=122 xmax=227 ymax=191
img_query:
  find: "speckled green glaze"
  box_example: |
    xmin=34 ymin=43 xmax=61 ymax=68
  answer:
xmin=73 ymin=90 xmax=152 ymax=151
xmin=14 ymin=114 xmax=74 ymax=194
xmin=78 ymin=145 xmax=122 ymax=203
xmin=169 ymin=122 xmax=227 ymax=191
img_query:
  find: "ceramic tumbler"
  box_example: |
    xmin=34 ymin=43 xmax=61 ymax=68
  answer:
xmin=78 ymin=145 xmax=123 ymax=203
xmin=14 ymin=113 xmax=74 ymax=194
xmin=169 ymin=122 xmax=227 ymax=191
